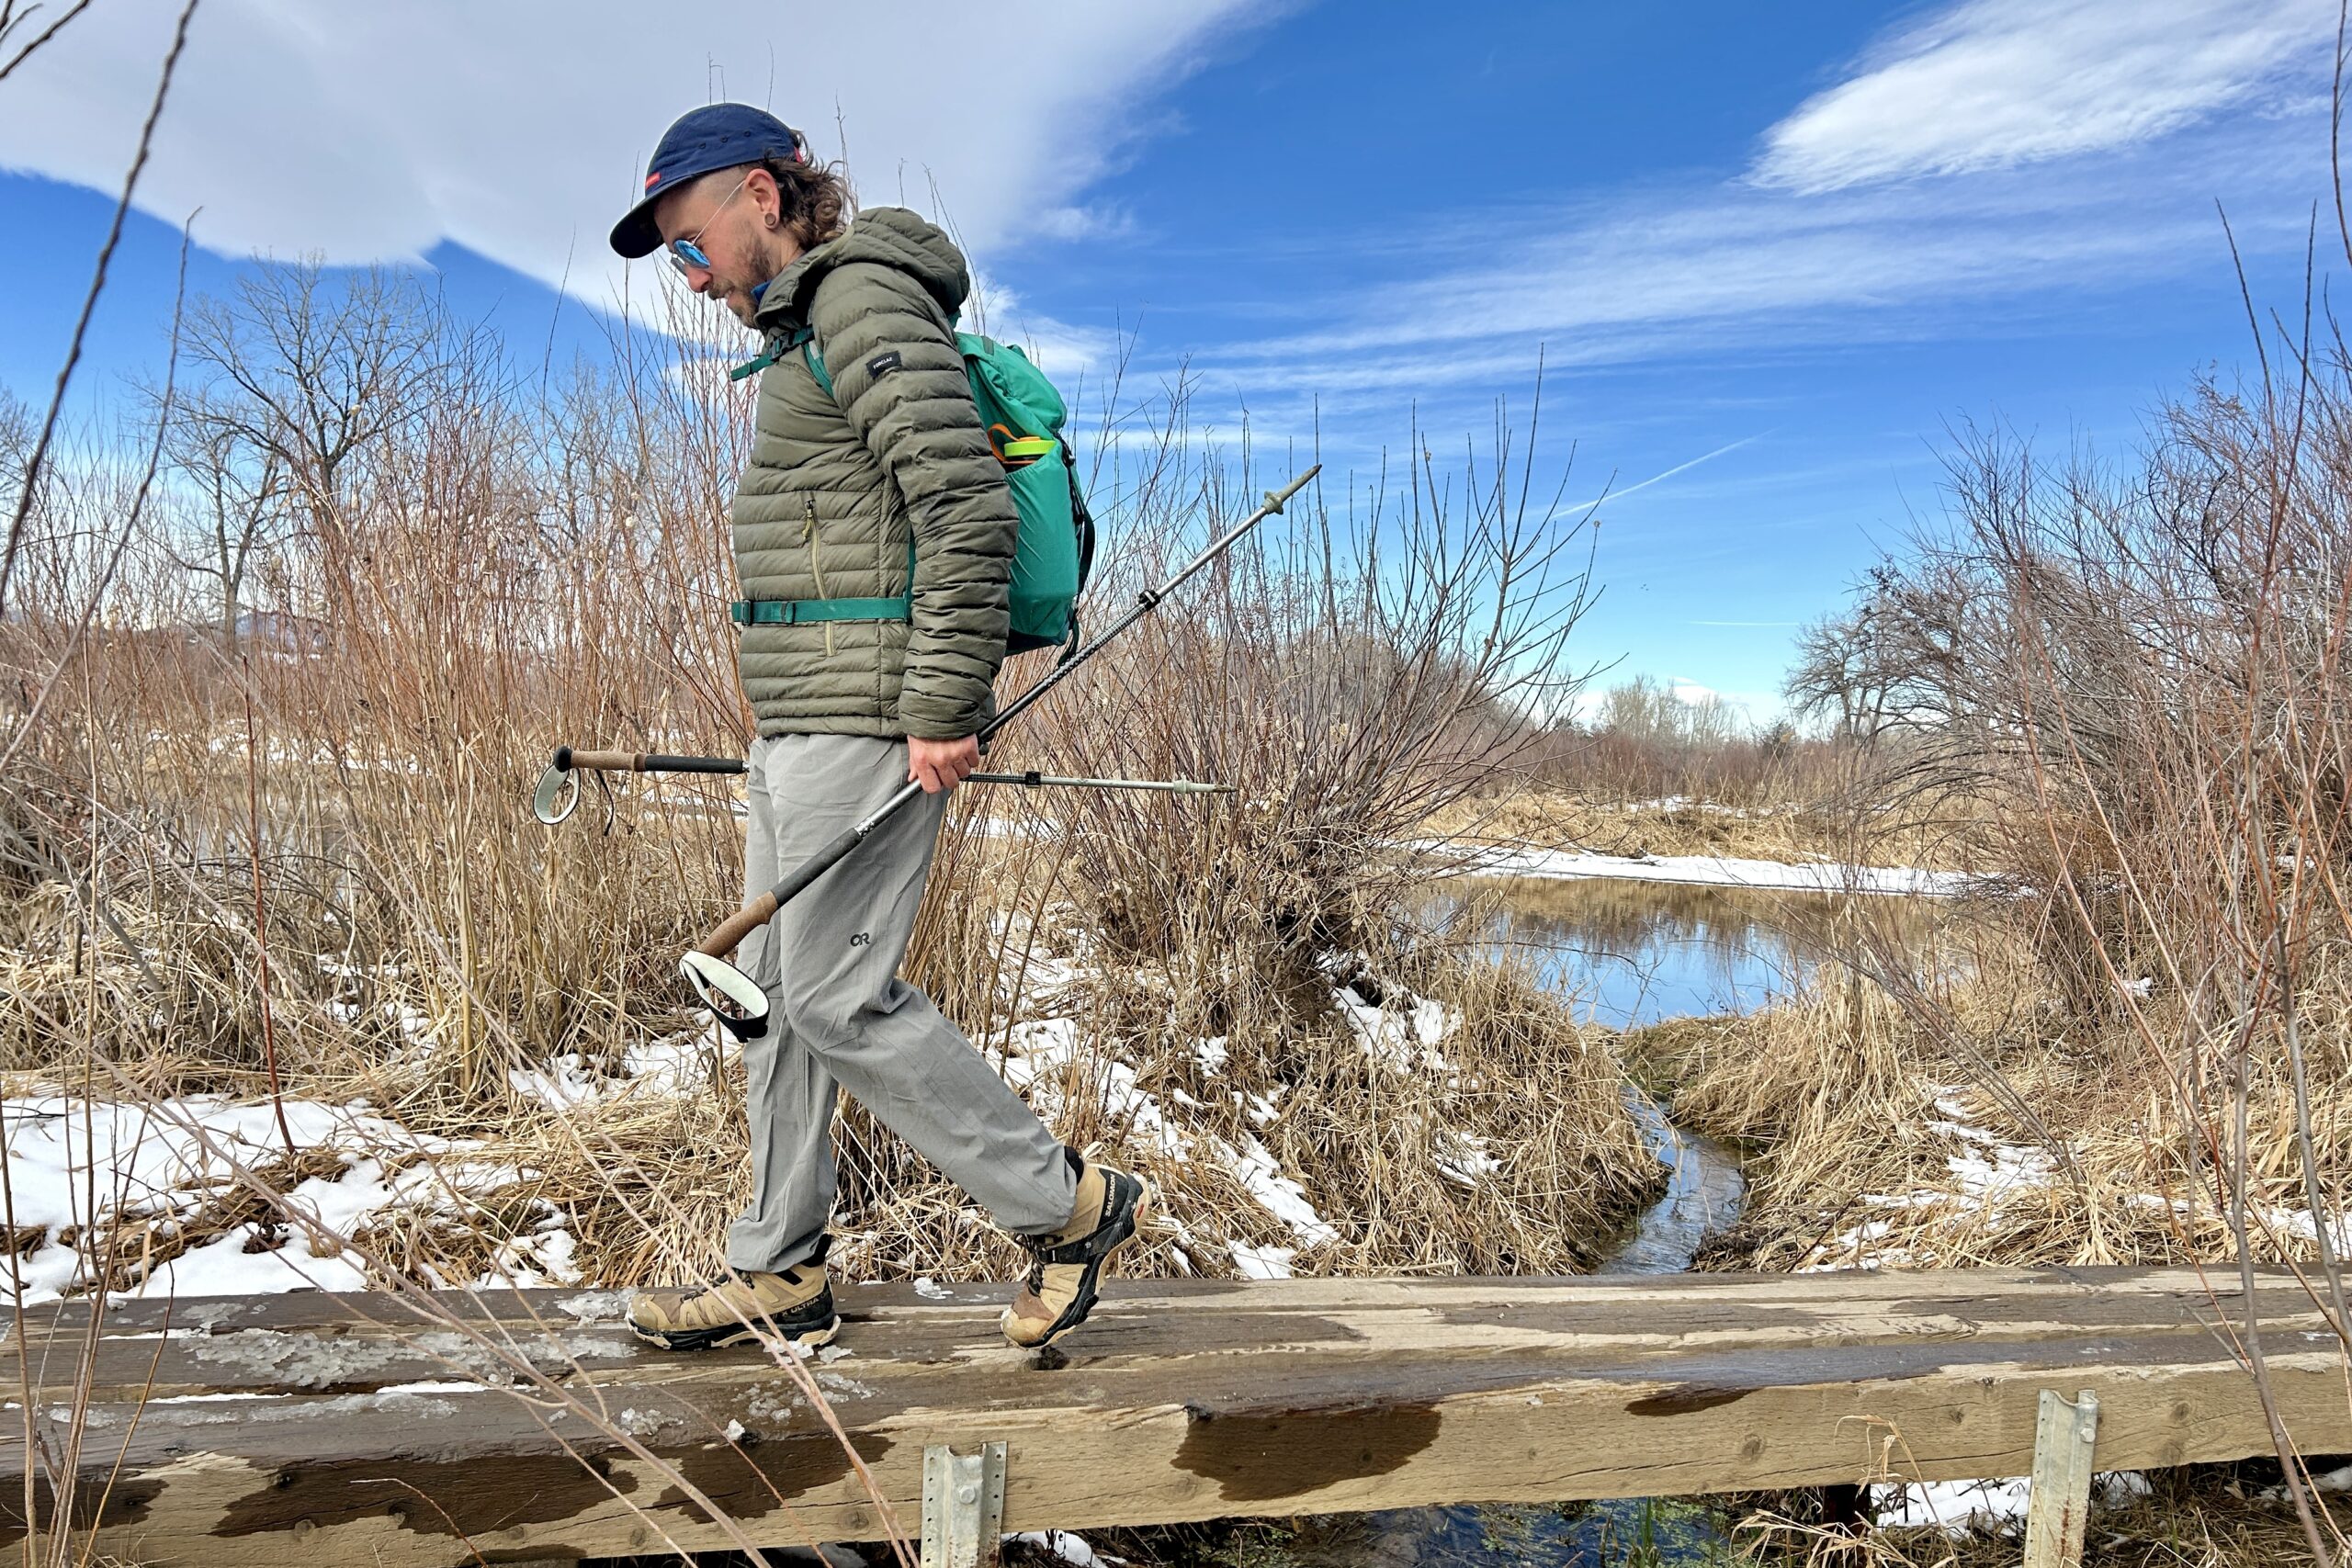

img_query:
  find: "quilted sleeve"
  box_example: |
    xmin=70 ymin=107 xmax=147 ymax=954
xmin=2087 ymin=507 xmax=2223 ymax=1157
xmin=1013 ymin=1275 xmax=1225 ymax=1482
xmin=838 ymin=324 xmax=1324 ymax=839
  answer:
xmin=808 ymin=262 xmax=1012 ymax=739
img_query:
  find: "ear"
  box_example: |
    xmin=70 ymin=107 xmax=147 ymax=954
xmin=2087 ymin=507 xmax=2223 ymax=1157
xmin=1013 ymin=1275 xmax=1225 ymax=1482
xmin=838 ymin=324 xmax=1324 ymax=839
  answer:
xmin=745 ymin=165 xmax=785 ymax=229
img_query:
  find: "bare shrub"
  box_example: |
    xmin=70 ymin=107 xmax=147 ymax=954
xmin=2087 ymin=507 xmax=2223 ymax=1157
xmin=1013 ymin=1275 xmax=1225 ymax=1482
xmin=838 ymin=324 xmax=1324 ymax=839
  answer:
xmin=1682 ymin=278 xmax=2352 ymax=1559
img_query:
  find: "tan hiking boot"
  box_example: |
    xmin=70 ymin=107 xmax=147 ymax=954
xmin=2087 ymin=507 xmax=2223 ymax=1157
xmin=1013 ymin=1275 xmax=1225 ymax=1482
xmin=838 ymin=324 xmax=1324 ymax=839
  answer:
xmin=1001 ymin=1157 xmax=1152 ymax=1349
xmin=628 ymin=1259 xmax=838 ymax=1352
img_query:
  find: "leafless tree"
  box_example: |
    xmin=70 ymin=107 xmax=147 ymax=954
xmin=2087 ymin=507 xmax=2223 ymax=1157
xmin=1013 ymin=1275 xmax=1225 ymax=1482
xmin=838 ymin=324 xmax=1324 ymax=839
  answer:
xmin=157 ymin=389 xmax=289 ymax=649
xmin=1784 ymin=603 xmax=1894 ymax=747
xmin=176 ymin=264 xmax=446 ymax=621
xmin=0 ymin=388 xmax=28 ymax=500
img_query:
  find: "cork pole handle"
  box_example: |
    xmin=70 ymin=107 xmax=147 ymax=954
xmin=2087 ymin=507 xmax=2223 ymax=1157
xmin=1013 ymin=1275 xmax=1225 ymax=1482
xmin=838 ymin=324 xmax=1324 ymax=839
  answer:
xmin=699 ymin=891 xmax=781 ymax=960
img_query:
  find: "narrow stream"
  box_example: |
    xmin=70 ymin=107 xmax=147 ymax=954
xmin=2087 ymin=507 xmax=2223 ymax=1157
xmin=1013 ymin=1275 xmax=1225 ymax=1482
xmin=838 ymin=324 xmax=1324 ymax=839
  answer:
xmin=1480 ymin=875 xmax=1838 ymax=1277
xmin=1477 ymin=875 xmax=1939 ymax=1276
xmin=1596 ymin=1094 xmax=1743 ymax=1277
xmin=1208 ymin=875 xmax=1937 ymax=1566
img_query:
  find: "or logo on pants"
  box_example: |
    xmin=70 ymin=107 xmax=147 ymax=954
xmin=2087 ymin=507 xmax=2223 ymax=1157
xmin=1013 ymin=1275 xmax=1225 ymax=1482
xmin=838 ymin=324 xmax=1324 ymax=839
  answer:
xmin=849 ymin=932 xmax=871 ymax=947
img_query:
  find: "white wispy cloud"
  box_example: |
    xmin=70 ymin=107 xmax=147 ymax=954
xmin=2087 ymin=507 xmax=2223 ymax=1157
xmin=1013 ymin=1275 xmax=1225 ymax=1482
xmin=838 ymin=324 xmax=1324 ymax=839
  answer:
xmin=960 ymin=274 xmax=1125 ymax=382
xmin=0 ymin=0 xmax=1269 ymax=307
xmin=1667 ymin=677 xmax=1782 ymax=722
xmin=1190 ymin=129 xmax=2311 ymax=407
xmin=1140 ymin=0 xmax=2329 ymax=433
xmin=1754 ymin=0 xmax=2332 ymax=193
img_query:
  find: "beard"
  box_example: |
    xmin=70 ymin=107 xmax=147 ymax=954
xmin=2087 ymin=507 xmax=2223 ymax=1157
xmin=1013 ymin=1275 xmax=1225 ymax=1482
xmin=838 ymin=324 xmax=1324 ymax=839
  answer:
xmin=717 ymin=229 xmax=796 ymax=324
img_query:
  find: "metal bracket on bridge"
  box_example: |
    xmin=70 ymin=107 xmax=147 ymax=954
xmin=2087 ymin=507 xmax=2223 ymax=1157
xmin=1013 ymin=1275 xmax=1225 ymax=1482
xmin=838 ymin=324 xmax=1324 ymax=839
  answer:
xmin=922 ymin=1441 xmax=1007 ymax=1568
xmin=2023 ymin=1388 xmax=2100 ymax=1568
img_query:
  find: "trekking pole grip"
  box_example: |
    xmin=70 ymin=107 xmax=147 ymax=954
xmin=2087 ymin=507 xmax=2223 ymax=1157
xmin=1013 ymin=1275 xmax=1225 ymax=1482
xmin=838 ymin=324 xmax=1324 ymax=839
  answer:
xmin=695 ymin=819 xmax=865 ymax=957
xmin=700 ymin=892 xmax=781 ymax=960
xmin=564 ymin=749 xmax=641 ymax=772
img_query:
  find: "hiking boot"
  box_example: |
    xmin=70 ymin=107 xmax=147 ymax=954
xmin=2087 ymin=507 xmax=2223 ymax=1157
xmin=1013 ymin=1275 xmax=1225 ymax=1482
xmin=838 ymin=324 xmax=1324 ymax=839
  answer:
xmin=1001 ymin=1156 xmax=1152 ymax=1348
xmin=628 ymin=1259 xmax=839 ymax=1353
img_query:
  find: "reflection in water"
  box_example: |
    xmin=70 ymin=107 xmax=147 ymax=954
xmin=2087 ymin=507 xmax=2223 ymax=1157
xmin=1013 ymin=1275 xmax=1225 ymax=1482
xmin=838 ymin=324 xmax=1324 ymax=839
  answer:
xmin=1456 ymin=874 xmax=1942 ymax=1032
xmin=1238 ymin=1497 xmax=1743 ymax=1566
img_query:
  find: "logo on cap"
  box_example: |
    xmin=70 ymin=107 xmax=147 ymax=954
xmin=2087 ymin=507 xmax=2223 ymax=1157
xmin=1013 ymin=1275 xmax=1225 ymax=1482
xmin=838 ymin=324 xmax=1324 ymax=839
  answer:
xmin=644 ymin=171 xmax=662 ymax=190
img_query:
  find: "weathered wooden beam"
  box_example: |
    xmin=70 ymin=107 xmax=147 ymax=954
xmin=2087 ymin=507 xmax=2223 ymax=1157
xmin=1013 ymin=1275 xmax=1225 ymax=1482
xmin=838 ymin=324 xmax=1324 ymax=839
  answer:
xmin=0 ymin=1267 xmax=2342 ymax=1568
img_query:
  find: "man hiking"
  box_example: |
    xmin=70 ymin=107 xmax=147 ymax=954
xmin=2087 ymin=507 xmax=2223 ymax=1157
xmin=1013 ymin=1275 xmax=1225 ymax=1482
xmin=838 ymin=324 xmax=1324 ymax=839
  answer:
xmin=606 ymin=103 xmax=1148 ymax=1353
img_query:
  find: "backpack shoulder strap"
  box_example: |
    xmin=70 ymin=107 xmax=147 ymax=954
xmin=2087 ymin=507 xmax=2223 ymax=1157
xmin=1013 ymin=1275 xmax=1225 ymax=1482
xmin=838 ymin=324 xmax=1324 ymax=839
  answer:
xmin=726 ymin=333 xmax=789 ymax=382
xmin=729 ymin=323 xmax=839 ymax=399
xmin=798 ymin=331 xmax=836 ymax=401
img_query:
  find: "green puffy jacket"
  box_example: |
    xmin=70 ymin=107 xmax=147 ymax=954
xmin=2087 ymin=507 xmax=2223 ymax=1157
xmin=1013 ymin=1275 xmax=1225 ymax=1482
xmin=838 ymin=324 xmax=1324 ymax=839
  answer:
xmin=731 ymin=207 xmax=1014 ymax=740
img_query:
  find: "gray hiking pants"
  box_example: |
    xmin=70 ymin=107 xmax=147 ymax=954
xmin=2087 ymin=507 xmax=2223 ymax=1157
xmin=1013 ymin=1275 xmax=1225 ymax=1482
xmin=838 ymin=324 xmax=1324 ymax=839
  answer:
xmin=725 ymin=732 xmax=1077 ymax=1276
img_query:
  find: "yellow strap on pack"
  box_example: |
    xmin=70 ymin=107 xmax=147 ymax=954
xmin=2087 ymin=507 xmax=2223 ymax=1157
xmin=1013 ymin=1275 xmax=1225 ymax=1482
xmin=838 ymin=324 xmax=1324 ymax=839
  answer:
xmin=1001 ymin=437 xmax=1056 ymax=460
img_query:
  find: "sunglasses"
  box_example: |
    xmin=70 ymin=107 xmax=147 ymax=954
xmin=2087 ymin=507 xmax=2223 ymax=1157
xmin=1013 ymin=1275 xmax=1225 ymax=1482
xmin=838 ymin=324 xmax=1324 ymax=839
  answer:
xmin=665 ymin=172 xmax=752 ymax=276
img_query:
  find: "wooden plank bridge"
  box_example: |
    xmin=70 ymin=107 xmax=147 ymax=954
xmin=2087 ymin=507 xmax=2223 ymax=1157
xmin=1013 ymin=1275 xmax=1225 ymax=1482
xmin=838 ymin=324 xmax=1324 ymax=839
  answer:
xmin=5 ymin=1265 xmax=2348 ymax=1565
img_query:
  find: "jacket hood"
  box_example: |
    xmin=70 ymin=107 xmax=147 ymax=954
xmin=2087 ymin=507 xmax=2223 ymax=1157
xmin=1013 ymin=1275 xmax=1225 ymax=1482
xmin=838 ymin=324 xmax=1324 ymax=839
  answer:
xmin=752 ymin=207 xmax=969 ymax=330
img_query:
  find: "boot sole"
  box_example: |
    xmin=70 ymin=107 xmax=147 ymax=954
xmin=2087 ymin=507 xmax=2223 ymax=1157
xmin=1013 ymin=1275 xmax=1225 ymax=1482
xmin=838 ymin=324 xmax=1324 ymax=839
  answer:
xmin=1007 ymin=1175 xmax=1156 ymax=1350
xmin=628 ymin=1312 xmax=841 ymax=1355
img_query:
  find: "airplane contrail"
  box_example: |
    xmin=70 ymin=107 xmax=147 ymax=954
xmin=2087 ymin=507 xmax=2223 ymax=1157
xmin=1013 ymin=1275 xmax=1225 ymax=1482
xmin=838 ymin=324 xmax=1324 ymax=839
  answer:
xmin=1570 ymin=434 xmax=1761 ymax=511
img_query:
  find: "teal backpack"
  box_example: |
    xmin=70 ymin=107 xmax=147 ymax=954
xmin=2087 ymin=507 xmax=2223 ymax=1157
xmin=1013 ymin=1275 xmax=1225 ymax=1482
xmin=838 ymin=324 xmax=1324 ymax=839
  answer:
xmin=730 ymin=321 xmax=1095 ymax=657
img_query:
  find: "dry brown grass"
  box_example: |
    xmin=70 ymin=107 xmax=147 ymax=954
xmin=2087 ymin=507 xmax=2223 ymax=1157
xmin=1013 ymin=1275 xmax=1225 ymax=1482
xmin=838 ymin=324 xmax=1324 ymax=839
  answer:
xmin=1864 ymin=1463 xmax=2342 ymax=1568
xmin=1633 ymin=914 xmax=2352 ymax=1277
xmin=1422 ymin=784 xmax=1990 ymax=871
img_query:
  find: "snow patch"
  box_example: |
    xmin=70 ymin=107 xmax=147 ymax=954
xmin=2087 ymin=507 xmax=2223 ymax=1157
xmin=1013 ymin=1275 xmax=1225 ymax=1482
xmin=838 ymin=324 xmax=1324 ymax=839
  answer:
xmin=1877 ymin=1476 xmax=2031 ymax=1533
xmin=1227 ymin=1136 xmax=1337 ymax=1246
xmin=1229 ymin=1241 xmax=1297 ymax=1280
xmin=1333 ymin=985 xmax=1458 ymax=1074
xmin=1009 ymin=1529 xmax=1106 ymax=1566
xmin=0 ymin=1093 xmax=575 ymax=1303
xmin=1800 ymin=1085 xmax=2061 ymax=1271
xmin=508 ymin=1055 xmax=603 ymax=1111
xmin=1435 ymin=1131 xmax=1502 ymax=1187
xmin=1001 ymin=990 xmax=1346 ymax=1269
xmin=1421 ymin=838 xmax=1973 ymax=897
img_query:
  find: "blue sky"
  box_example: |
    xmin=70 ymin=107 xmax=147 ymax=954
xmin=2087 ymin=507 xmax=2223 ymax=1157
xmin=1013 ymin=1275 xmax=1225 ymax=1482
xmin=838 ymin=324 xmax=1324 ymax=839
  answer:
xmin=0 ymin=0 xmax=2333 ymax=720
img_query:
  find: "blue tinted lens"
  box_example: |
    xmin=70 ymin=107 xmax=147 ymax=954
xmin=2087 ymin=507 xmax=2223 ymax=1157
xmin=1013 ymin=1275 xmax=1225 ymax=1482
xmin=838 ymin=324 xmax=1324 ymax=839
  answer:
xmin=667 ymin=237 xmax=711 ymax=275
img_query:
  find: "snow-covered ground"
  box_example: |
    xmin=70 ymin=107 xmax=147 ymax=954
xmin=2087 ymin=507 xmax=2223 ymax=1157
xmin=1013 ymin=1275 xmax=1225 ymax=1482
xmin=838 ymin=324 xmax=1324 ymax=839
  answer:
xmin=1423 ymin=839 xmax=1973 ymax=897
xmin=1877 ymin=1471 xmax=2149 ymax=1535
xmin=1799 ymin=1082 xmax=2352 ymax=1270
xmin=1001 ymin=1012 xmax=1346 ymax=1279
xmin=506 ymin=1018 xmax=723 ymax=1111
xmin=5 ymin=924 xmax=1480 ymax=1303
xmin=1798 ymin=1085 xmax=2066 ymax=1271
xmin=1009 ymin=1529 xmax=1114 ymax=1565
xmin=998 ymin=962 xmax=1473 ymax=1279
xmin=0 ymin=1092 xmax=579 ymax=1303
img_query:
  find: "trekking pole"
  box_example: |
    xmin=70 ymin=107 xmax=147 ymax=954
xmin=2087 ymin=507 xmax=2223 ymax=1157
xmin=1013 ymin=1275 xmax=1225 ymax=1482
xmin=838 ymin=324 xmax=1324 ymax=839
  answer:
xmin=531 ymin=748 xmax=742 ymax=827
xmin=532 ymin=748 xmax=1230 ymax=827
xmin=681 ymin=463 xmax=1319 ymax=1036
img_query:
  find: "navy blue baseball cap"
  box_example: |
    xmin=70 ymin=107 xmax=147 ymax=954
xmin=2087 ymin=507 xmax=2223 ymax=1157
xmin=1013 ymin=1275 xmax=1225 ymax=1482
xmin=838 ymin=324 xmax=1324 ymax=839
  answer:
xmin=609 ymin=103 xmax=808 ymax=260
